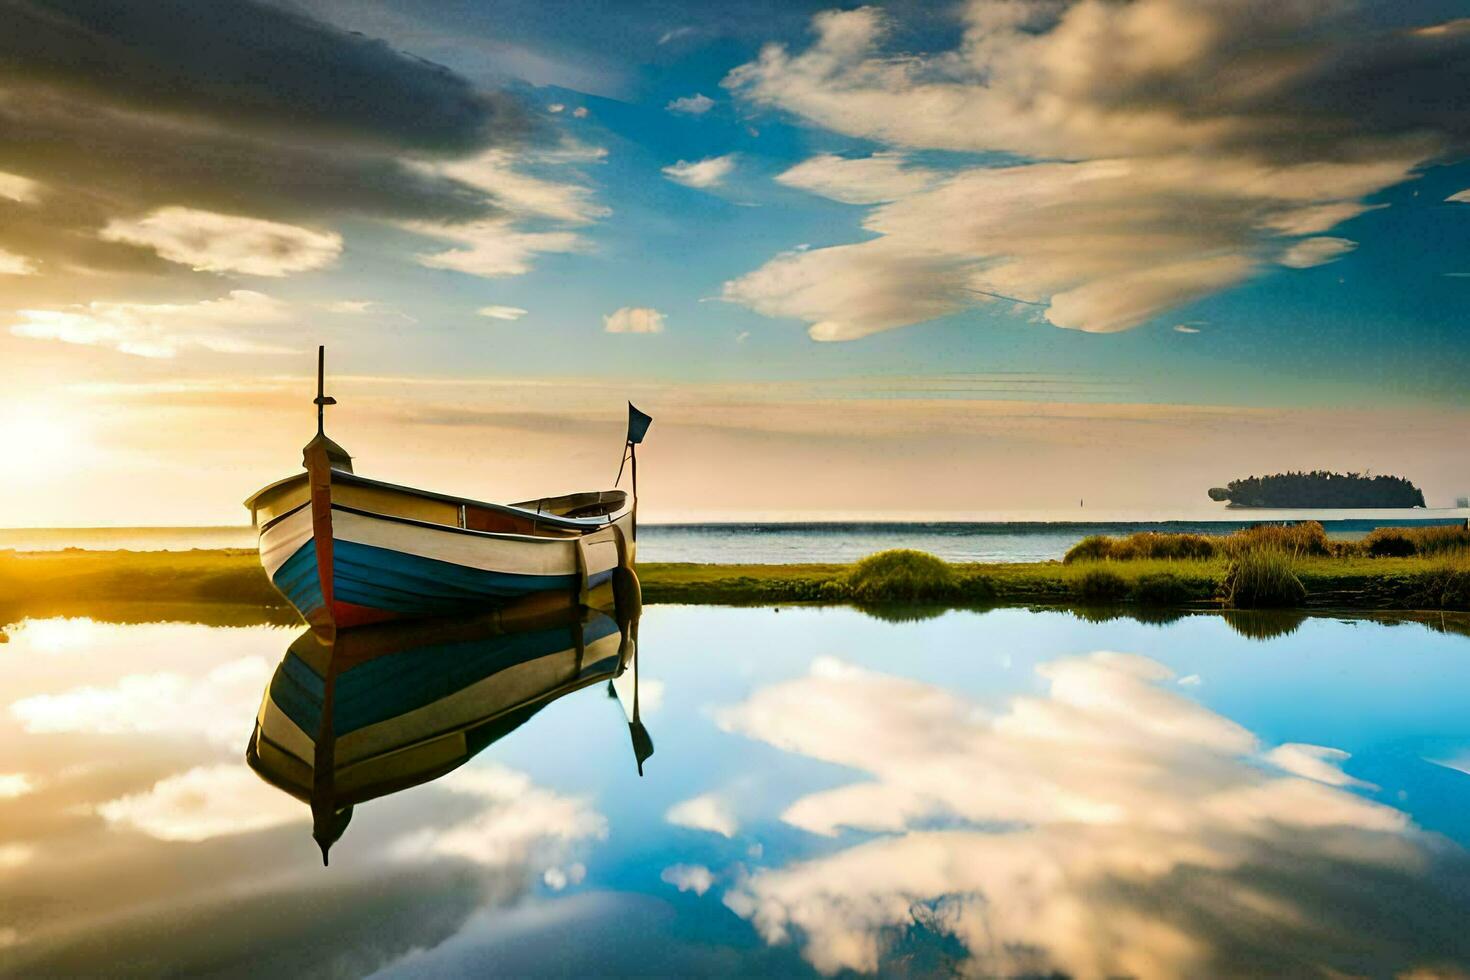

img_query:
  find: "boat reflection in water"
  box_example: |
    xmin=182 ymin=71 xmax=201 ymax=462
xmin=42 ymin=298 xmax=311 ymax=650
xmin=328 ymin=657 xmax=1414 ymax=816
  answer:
xmin=245 ymin=578 xmax=647 ymax=864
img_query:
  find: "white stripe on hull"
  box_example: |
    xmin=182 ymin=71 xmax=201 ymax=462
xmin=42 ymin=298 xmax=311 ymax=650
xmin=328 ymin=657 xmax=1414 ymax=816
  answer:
xmin=259 ymin=505 xmax=315 ymax=579
xmin=332 ymin=507 xmax=631 ymax=578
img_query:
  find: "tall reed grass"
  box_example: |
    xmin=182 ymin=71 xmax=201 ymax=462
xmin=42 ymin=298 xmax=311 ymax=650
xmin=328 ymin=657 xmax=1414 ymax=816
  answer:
xmin=1224 ymin=547 xmax=1306 ymax=608
xmin=1063 ymin=520 xmax=1470 ymax=564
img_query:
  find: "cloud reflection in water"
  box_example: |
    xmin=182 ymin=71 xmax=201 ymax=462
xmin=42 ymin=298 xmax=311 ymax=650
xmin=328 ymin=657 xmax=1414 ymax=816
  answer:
xmin=717 ymin=652 xmax=1470 ymax=977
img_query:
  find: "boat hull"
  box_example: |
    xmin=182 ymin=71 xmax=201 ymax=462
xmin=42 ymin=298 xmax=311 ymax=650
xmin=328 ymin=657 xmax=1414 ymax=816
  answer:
xmin=258 ymin=498 xmax=633 ymax=629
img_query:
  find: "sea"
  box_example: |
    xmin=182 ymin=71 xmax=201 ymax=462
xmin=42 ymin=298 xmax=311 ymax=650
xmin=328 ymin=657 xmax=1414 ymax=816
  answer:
xmin=4 ymin=604 xmax=1469 ymax=975
xmin=3 ymin=508 xmax=1466 ymax=562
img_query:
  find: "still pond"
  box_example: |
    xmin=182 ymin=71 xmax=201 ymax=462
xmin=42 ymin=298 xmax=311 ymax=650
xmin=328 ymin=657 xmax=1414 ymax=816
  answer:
xmin=2 ymin=604 xmax=1469 ymax=977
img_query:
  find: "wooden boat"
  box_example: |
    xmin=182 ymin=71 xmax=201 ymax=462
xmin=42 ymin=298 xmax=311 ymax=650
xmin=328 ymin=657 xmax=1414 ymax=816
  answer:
xmin=244 ymin=348 xmax=651 ymax=632
xmin=245 ymin=581 xmax=648 ymax=863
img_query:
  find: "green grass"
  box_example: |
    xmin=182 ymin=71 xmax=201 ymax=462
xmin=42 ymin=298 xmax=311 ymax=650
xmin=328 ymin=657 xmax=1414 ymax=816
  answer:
xmin=847 ymin=549 xmax=957 ymax=602
xmin=1075 ymin=566 xmax=1129 ymax=602
xmin=3 ymin=544 xmax=1469 ymax=630
xmin=0 ymin=548 xmax=284 ymax=606
xmin=1224 ymin=548 xmax=1307 ymax=608
xmin=1130 ymin=571 xmax=1200 ymax=607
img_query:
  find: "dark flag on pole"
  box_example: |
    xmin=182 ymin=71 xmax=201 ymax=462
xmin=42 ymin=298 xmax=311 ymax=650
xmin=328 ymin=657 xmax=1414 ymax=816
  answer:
xmin=615 ymin=403 xmax=652 ymax=488
xmin=626 ymin=402 xmax=653 ymax=445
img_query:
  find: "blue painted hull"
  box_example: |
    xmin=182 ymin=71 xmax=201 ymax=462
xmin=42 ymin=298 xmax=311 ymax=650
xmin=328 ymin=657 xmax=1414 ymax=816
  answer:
xmin=270 ymin=536 xmax=615 ymax=625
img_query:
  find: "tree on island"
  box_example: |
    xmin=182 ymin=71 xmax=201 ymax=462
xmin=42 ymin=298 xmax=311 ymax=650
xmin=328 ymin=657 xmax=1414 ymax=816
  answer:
xmin=1208 ymin=471 xmax=1425 ymax=508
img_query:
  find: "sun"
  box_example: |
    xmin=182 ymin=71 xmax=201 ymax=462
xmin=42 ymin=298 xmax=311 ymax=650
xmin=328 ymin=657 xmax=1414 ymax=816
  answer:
xmin=0 ymin=402 xmax=86 ymax=475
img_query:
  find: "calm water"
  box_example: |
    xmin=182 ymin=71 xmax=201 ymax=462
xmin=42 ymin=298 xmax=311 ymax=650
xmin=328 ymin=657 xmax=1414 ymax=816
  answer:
xmin=4 ymin=510 xmax=1467 ymax=562
xmin=2 ymin=604 xmax=1469 ymax=977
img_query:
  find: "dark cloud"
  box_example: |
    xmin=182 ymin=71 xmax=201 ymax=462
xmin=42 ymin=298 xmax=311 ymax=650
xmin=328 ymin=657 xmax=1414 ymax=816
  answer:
xmin=0 ymin=0 xmax=525 ymax=153
xmin=0 ymin=0 xmax=532 ymax=293
xmin=0 ymin=91 xmax=495 ymax=223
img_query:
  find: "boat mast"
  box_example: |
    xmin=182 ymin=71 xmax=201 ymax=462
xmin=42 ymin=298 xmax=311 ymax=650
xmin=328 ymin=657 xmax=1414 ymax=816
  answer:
xmin=314 ymin=345 xmax=336 ymax=436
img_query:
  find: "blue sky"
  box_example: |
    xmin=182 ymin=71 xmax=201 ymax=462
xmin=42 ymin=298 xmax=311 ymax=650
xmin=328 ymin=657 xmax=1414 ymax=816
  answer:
xmin=261 ymin=0 xmax=1470 ymax=408
xmin=1 ymin=0 xmax=1468 ymax=521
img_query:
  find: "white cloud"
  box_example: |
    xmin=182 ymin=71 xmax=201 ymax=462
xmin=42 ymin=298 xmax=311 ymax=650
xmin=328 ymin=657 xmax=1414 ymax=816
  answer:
xmin=666 ymin=792 xmax=737 ymax=837
xmin=662 ymin=154 xmax=736 ymax=189
xmin=725 ymin=4 xmax=1454 ymax=162
xmin=9 ymin=290 xmax=298 ymax=358
xmin=661 ymin=863 xmax=715 ymax=895
xmin=0 ymin=247 xmax=37 ymax=276
xmin=776 ymin=153 xmax=939 ymax=204
xmin=415 ymin=220 xmax=588 ymax=278
xmin=0 ymin=773 xmax=35 ymax=799
xmin=1173 ymin=325 xmax=1201 ymax=335
xmin=10 ymin=657 xmax=271 ymax=742
xmin=726 ymin=155 xmax=1402 ymax=338
xmin=1430 ymin=752 xmax=1470 ymax=776
xmin=1280 ymin=236 xmax=1357 ymax=269
xmin=1446 ymin=188 xmax=1470 ymax=203
xmin=428 ymin=149 xmax=608 ymax=225
xmin=542 ymin=863 xmax=585 ymax=890
xmin=717 ymin=652 xmax=1423 ymax=977
xmin=1176 ymin=672 xmax=1202 ymax=683
xmin=719 ymin=3 xmax=1464 ymax=337
xmin=100 ymin=207 xmax=341 ymax=277
xmin=659 ymin=26 xmax=698 ymax=45
xmin=411 ymin=146 xmax=608 ymax=279
xmin=387 ymin=766 xmax=605 ymax=868
xmin=724 ymin=238 xmax=977 ymax=341
xmin=0 ymin=171 xmax=40 ymax=204
xmin=603 ymin=306 xmax=665 ymax=334
xmin=667 ymin=93 xmax=715 ymax=115
xmin=548 ymin=103 xmax=565 ymax=114
xmin=1265 ymin=743 xmax=1373 ymax=788
xmin=477 ymin=304 xmax=528 ymax=321
xmin=96 ymin=764 xmax=305 ymax=842
xmin=322 ymin=300 xmax=375 ymax=314
xmin=572 ymin=107 xmax=589 ymax=119
xmin=638 ymin=678 xmax=666 ymax=713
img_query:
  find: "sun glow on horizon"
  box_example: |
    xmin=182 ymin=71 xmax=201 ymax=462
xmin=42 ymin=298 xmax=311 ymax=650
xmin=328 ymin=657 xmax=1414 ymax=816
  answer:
xmin=0 ymin=402 xmax=89 ymax=479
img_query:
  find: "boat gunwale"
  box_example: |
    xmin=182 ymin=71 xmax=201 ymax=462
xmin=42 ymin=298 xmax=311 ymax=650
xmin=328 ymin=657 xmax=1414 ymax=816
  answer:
xmin=246 ymin=468 xmax=629 ymax=533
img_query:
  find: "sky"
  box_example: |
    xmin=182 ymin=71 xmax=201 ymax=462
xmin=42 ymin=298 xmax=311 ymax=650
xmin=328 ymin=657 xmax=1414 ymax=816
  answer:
xmin=1 ymin=0 xmax=1468 ymax=525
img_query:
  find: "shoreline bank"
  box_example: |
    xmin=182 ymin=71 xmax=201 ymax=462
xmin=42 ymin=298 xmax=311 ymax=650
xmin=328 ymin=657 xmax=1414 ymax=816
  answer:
xmin=2 ymin=547 xmax=1466 ymax=625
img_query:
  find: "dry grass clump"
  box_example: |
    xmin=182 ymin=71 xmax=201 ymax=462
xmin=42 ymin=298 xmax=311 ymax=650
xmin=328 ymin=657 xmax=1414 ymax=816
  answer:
xmin=1064 ymin=535 xmax=1115 ymax=563
xmin=1224 ymin=521 xmax=1331 ymax=558
xmin=1123 ymin=532 xmax=1217 ymax=561
xmin=1225 ymin=547 xmax=1306 ymax=608
xmin=1064 ymin=531 xmax=1218 ymax=563
xmin=1065 ymin=521 xmax=1346 ymax=564
xmin=1363 ymin=524 xmax=1470 ymax=558
xmin=846 ymin=549 xmax=957 ymax=603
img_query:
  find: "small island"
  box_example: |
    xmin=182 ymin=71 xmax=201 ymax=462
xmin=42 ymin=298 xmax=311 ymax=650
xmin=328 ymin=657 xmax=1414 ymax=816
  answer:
xmin=1209 ymin=470 xmax=1425 ymax=508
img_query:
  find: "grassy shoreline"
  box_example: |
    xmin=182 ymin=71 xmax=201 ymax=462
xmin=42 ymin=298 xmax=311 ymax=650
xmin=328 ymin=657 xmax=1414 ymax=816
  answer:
xmin=2 ymin=546 xmax=1467 ymax=626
